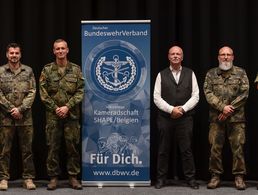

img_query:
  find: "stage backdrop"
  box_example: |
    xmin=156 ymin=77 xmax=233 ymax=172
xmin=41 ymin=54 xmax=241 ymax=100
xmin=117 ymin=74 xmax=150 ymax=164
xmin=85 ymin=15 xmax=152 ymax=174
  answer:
xmin=81 ymin=20 xmax=151 ymax=186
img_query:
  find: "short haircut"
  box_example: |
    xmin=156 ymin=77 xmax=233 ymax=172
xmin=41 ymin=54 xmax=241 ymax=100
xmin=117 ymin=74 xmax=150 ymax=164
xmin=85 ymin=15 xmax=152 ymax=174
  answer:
xmin=6 ymin=43 xmax=21 ymax=52
xmin=53 ymin=39 xmax=68 ymax=48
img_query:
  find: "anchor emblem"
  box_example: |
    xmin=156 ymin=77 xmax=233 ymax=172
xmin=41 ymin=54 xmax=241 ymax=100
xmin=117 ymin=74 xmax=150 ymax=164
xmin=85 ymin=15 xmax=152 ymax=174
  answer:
xmin=96 ymin=55 xmax=136 ymax=92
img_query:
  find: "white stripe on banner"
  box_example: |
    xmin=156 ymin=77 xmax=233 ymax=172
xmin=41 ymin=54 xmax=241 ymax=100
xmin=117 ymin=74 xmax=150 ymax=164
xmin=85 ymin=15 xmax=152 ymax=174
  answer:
xmin=81 ymin=20 xmax=151 ymax=186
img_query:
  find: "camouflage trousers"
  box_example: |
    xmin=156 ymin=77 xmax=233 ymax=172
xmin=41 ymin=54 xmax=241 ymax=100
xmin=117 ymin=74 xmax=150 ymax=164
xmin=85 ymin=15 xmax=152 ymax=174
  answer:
xmin=0 ymin=126 xmax=35 ymax=179
xmin=46 ymin=117 xmax=80 ymax=177
xmin=208 ymin=122 xmax=246 ymax=175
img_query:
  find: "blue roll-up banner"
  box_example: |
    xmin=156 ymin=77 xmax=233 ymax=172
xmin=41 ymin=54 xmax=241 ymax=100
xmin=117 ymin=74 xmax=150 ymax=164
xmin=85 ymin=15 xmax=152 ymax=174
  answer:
xmin=81 ymin=20 xmax=150 ymax=186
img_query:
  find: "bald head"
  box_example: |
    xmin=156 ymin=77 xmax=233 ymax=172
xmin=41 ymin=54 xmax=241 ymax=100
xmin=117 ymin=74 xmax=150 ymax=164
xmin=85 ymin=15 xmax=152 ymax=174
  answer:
xmin=168 ymin=46 xmax=183 ymax=70
xmin=219 ymin=46 xmax=233 ymax=56
xmin=218 ymin=46 xmax=234 ymax=71
xmin=169 ymin=46 xmax=183 ymax=56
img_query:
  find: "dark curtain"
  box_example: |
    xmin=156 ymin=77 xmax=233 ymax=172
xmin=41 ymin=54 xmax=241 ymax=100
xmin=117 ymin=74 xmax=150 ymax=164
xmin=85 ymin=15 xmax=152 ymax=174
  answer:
xmin=0 ymin=0 xmax=258 ymax=182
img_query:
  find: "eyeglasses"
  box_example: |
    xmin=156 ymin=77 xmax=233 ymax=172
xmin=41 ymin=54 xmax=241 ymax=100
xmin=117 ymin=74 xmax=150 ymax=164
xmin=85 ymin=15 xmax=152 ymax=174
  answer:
xmin=219 ymin=53 xmax=233 ymax=57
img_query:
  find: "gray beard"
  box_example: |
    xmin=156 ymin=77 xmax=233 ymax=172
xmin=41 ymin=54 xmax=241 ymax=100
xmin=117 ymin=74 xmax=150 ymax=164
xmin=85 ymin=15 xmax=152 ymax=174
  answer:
xmin=219 ymin=61 xmax=233 ymax=71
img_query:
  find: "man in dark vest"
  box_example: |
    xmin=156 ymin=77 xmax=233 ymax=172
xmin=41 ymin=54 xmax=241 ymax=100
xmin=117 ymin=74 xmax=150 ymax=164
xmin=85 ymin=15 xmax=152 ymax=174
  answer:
xmin=153 ymin=46 xmax=199 ymax=189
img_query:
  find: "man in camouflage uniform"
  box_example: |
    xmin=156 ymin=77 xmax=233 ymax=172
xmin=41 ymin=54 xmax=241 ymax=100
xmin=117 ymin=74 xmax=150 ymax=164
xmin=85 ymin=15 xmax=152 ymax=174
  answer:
xmin=204 ymin=46 xmax=249 ymax=190
xmin=0 ymin=43 xmax=36 ymax=190
xmin=254 ymin=72 xmax=258 ymax=189
xmin=254 ymin=73 xmax=258 ymax=90
xmin=39 ymin=39 xmax=84 ymax=190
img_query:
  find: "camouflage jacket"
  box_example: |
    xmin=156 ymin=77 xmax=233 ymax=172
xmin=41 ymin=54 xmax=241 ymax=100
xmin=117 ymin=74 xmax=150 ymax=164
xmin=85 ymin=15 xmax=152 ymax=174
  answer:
xmin=39 ymin=61 xmax=85 ymax=120
xmin=0 ymin=64 xmax=36 ymax=126
xmin=254 ymin=73 xmax=258 ymax=83
xmin=203 ymin=66 xmax=249 ymax=122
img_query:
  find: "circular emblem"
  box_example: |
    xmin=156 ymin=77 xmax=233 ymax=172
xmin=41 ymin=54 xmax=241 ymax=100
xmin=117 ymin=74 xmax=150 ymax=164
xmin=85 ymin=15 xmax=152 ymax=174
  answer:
xmin=85 ymin=40 xmax=147 ymax=102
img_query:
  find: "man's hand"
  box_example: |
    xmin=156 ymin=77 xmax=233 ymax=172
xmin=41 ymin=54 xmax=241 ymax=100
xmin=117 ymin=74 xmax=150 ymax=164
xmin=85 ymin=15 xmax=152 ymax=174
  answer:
xmin=223 ymin=105 xmax=234 ymax=115
xmin=10 ymin=108 xmax=23 ymax=120
xmin=218 ymin=105 xmax=234 ymax=121
xmin=171 ymin=106 xmax=184 ymax=119
xmin=56 ymin=106 xmax=69 ymax=118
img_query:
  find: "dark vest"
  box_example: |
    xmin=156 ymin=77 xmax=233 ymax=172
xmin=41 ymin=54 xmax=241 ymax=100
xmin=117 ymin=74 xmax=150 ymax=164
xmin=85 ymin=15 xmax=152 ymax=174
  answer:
xmin=159 ymin=66 xmax=194 ymax=118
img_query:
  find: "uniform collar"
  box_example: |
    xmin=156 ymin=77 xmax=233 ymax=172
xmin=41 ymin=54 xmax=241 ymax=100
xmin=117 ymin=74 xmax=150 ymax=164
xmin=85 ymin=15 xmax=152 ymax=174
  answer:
xmin=217 ymin=65 xmax=236 ymax=75
xmin=4 ymin=63 xmax=26 ymax=71
xmin=52 ymin=61 xmax=72 ymax=71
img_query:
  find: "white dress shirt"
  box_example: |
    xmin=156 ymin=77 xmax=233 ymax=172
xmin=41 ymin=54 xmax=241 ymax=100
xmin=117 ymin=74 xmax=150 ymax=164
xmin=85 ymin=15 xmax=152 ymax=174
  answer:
xmin=153 ymin=66 xmax=199 ymax=114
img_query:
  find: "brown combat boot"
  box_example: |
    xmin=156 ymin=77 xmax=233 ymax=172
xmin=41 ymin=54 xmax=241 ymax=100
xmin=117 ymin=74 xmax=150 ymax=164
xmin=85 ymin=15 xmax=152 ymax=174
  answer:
xmin=0 ymin=179 xmax=8 ymax=191
xmin=23 ymin=179 xmax=36 ymax=190
xmin=235 ymin=175 xmax=246 ymax=190
xmin=207 ymin=174 xmax=220 ymax=189
xmin=47 ymin=177 xmax=58 ymax=190
xmin=69 ymin=176 xmax=82 ymax=190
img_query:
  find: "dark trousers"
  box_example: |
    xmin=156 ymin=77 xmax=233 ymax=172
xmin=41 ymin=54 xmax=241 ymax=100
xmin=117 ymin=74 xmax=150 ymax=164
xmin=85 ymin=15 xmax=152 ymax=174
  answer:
xmin=156 ymin=115 xmax=196 ymax=182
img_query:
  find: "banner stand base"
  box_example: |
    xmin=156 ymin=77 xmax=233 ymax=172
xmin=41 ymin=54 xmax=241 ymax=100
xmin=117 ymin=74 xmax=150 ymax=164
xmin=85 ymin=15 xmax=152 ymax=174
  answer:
xmin=82 ymin=180 xmax=151 ymax=187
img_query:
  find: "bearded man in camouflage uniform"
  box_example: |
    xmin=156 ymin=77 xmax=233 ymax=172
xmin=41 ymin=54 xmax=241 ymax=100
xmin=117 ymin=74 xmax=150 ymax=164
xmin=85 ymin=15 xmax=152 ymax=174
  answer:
xmin=253 ymin=69 xmax=258 ymax=189
xmin=39 ymin=39 xmax=84 ymax=190
xmin=0 ymin=43 xmax=36 ymax=190
xmin=204 ymin=46 xmax=249 ymax=190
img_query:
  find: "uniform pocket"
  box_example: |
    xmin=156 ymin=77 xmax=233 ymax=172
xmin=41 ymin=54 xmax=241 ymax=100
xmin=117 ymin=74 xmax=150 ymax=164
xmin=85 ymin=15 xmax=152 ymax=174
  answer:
xmin=64 ymin=76 xmax=77 ymax=93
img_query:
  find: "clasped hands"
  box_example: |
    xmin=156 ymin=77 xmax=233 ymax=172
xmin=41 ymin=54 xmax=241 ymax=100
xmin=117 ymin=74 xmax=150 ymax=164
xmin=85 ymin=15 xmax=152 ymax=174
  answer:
xmin=10 ymin=107 xmax=23 ymax=120
xmin=218 ymin=105 xmax=234 ymax=121
xmin=171 ymin=106 xmax=184 ymax=119
xmin=56 ymin=106 xmax=69 ymax=118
